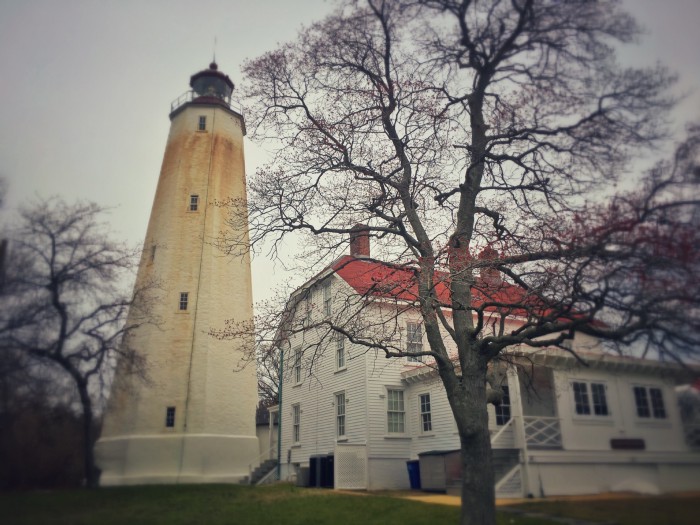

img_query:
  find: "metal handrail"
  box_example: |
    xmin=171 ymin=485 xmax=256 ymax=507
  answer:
xmin=170 ymin=90 xmax=244 ymax=115
xmin=490 ymin=417 xmax=515 ymax=447
xmin=255 ymin=465 xmax=279 ymax=486
xmin=248 ymin=446 xmax=278 ymax=484
xmin=494 ymin=463 xmax=522 ymax=493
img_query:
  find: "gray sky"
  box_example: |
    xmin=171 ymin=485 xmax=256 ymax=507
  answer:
xmin=1 ymin=0 xmax=699 ymax=305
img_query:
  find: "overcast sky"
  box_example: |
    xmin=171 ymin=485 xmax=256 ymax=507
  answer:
xmin=1 ymin=0 xmax=699 ymax=305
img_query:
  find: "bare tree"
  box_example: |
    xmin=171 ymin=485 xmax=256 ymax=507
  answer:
xmin=223 ymin=1 xmax=698 ymax=523
xmin=0 ymin=199 xmax=154 ymax=488
xmin=0 ymin=353 xmax=85 ymax=490
xmin=256 ymin=343 xmax=281 ymax=407
xmin=212 ymin=289 xmax=292 ymax=407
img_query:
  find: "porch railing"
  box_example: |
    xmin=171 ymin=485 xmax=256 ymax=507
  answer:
xmin=523 ymin=416 xmax=562 ymax=449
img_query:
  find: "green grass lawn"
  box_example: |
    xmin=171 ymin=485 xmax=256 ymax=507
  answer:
xmin=6 ymin=484 xmax=697 ymax=525
xmin=509 ymin=493 xmax=700 ymax=525
xmin=1 ymin=484 xmax=550 ymax=525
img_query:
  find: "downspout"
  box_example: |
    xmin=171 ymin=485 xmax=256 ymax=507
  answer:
xmin=276 ymin=348 xmax=283 ymax=480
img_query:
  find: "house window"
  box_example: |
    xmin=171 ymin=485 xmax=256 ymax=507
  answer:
xmin=198 ymin=115 xmax=206 ymax=131
xmin=179 ymin=292 xmax=189 ymax=311
xmin=495 ymin=386 xmax=511 ymax=426
xmin=293 ymin=347 xmax=302 ymax=384
xmin=336 ymin=334 xmax=346 ymax=370
xmin=292 ymin=404 xmax=300 ymax=443
xmin=387 ymin=389 xmax=405 ymax=433
xmin=419 ymin=393 xmax=432 ymax=433
xmin=301 ymin=294 xmax=312 ymax=325
xmin=591 ymin=383 xmax=609 ymax=416
xmin=189 ymin=194 xmax=199 ymax=211
xmin=323 ymin=281 xmax=332 ymax=316
xmin=634 ymin=387 xmax=649 ymax=417
xmin=406 ymin=322 xmax=423 ymax=362
xmin=573 ymin=382 xmax=590 ymax=415
xmin=650 ymin=388 xmax=666 ymax=418
xmin=634 ymin=386 xmax=666 ymax=419
xmin=573 ymin=381 xmax=609 ymax=416
xmin=165 ymin=406 xmax=176 ymax=428
xmin=336 ymin=392 xmax=346 ymax=438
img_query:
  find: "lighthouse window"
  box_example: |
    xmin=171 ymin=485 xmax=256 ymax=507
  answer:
xmin=165 ymin=407 xmax=176 ymax=427
xmin=179 ymin=292 xmax=189 ymax=311
xmin=189 ymin=194 xmax=199 ymax=211
xmin=198 ymin=116 xmax=207 ymax=131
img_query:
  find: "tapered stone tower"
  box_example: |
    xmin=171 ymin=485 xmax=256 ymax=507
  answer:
xmin=96 ymin=63 xmax=259 ymax=485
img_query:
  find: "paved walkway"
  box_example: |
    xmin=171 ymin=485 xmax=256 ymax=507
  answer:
xmin=336 ymin=489 xmax=700 ymax=525
xmin=378 ymin=489 xmax=543 ymax=506
xmin=374 ymin=490 xmax=685 ymax=525
xmin=391 ymin=489 xmax=669 ymax=507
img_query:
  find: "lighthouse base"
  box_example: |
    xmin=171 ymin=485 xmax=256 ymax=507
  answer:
xmin=95 ymin=433 xmax=260 ymax=486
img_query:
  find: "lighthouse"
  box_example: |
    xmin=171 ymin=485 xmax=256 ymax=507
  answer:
xmin=96 ymin=63 xmax=259 ymax=485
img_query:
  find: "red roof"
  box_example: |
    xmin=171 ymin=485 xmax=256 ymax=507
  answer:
xmin=332 ymin=255 xmax=546 ymax=317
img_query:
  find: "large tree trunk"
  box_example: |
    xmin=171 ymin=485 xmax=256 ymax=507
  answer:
xmin=76 ymin=381 xmax=99 ymax=488
xmin=459 ymin=420 xmax=496 ymax=525
xmin=455 ymin=364 xmax=496 ymax=525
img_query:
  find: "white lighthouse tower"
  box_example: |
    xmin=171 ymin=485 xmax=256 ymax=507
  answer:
xmin=96 ymin=63 xmax=259 ymax=485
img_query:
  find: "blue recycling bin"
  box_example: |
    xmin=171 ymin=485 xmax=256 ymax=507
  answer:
xmin=406 ymin=460 xmax=421 ymax=490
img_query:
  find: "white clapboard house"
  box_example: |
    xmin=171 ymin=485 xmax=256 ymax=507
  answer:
xmin=272 ymin=235 xmax=700 ymax=497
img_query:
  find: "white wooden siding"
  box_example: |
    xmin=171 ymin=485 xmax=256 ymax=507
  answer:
xmin=278 ymin=269 xmax=699 ymax=494
xmin=280 ymin=276 xmax=369 ymax=468
xmin=408 ymin=377 xmax=460 ymax=457
xmin=365 ymin=350 xmax=412 ymax=459
xmin=554 ymin=368 xmax=687 ymax=452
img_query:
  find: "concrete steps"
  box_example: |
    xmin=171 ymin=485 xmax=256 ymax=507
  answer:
xmin=240 ymin=458 xmax=278 ymax=485
xmin=492 ymin=449 xmax=520 ymax=482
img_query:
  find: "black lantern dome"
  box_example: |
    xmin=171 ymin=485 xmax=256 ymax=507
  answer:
xmin=189 ymin=61 xmax=234 ymax=101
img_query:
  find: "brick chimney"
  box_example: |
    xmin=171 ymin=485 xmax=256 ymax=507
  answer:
xmin=478 ymin=246 xmax=501 ymax=286
xmin=350 ymin=224 xmax=370 ymax=258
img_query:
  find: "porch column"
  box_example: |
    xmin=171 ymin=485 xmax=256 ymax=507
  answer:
xmin=509 ymin=367 xmax=531 ymax=497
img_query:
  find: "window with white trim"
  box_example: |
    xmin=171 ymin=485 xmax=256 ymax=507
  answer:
xmin=495 ymin=386 xmax=511 ymax=426
xmin=387 ymin=389 xmax=405 ymax=433
xmin=406 ymin=322 xmax=423 ymax=362
xmin=419 ymin=393 xmax=432 ymax=433
xmin=293 ymin=347 xmax=302 ymax=384
xmin=179 ymin=292 xmax=189 ymax=311
xmin=336 ymin=392 xmax=346 ymax=438
xmin=634 ymin=386 xmax=666 ymax=419
xmin=572 ymin=381 xmax=609 ymax=416
xmin=323 ymin=280 xmax=332 ymax=316
xmin=292 ymin=404 xmax=300 ymax=443
xmin=336 ymin=333 xmax=345 ymax=370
